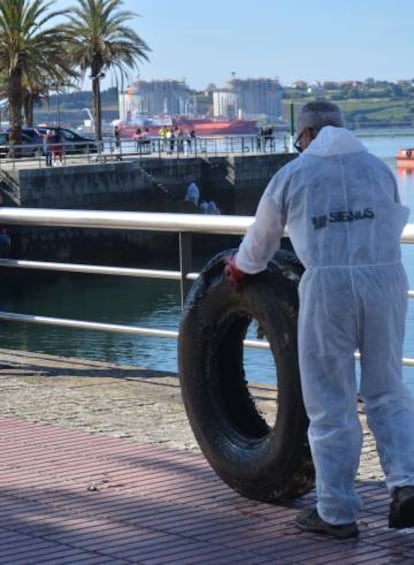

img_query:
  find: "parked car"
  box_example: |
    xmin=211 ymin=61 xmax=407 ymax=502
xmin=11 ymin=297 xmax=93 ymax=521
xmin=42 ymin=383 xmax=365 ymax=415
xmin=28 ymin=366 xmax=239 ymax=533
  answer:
xmin=0 ymin=130 xmax=44 ymax=158
xmin=35 ymin=127 xmax=98 ymax=154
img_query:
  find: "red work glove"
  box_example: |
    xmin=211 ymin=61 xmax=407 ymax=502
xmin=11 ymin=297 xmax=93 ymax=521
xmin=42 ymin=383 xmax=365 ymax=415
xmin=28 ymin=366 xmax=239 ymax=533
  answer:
xmin=224 ymin=255 xmax=246 ymax=288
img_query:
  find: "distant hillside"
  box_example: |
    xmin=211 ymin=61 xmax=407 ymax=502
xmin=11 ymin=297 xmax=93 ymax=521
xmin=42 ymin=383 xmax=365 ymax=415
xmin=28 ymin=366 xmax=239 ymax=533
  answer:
xmin=282 ymin=81 xmax=414 ymax=129
xmin=33 ymin=87 xmax=119 ymax=129
xmin=283 ymin=98 xmax=414 ymax=129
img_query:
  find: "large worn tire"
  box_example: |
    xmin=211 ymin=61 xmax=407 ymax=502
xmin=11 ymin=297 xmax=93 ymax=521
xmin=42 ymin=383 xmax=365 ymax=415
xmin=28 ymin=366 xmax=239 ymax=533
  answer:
xmin=178 ymin=248 xmax=314 ymax=503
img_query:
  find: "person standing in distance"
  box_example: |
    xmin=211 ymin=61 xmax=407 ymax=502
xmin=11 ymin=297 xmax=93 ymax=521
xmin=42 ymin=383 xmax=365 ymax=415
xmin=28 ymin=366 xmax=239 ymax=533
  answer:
xmin=114 ymin=125 xmax=120 ymax=150
xmin=225 ymin=100 xmax=414 ymax=538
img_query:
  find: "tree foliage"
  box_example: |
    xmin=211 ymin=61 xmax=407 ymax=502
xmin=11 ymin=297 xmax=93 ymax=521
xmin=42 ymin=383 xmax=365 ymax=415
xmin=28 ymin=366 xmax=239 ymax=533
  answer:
xmin=0 ymin=0 xmax=152 ymax=145
xmin=0 ymin=0 xmax=76 ymax=143
xmin=64 ymin=0 xmax=151 ymax=142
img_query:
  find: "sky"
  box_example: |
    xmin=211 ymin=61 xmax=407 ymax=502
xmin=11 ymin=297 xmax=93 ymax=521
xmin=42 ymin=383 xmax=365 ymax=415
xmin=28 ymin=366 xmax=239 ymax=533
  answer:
xmin=60 ymin=0 xmax=414 ymax=91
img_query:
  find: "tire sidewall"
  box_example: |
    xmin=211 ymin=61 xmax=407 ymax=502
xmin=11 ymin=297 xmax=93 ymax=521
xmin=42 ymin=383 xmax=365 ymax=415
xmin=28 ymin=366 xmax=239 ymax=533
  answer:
xmin=179 ymin=251 xmax=313 ymax=501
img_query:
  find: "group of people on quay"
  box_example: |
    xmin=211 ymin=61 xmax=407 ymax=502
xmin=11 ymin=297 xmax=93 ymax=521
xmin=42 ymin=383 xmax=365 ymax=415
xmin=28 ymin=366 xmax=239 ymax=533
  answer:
xmin=113 ymin=124 xmax=197 ymax=155
xmin=158 ymin=125 xmax=196 ymax=155
xmin=44 ymin=129 xmax=63 ymax=166
xmin=256 ymin=125 xmax=275 ymax=152
xmin=111 ymin=120 xmax=281 ymax=156
xmin=133 ymin=127 xmax=152 ymax=152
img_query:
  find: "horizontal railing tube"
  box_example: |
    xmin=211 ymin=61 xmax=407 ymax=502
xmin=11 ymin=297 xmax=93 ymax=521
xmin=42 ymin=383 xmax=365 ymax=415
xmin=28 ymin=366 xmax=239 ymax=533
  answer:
xmin=0 ymin=207 xmax=412 ymax=368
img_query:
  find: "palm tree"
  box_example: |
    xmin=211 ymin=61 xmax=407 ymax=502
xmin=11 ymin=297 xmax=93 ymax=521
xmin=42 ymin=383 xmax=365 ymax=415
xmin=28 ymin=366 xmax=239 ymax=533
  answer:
xmin=65 ymin=0 xmax=151 ymax=144
xmin=23 ymin=72 xmax=79 ymax=128
xmin=22 ymin=72 xmax=58 ymax=128
xmin=23 ymin=81 xmax=44 ymax=128
xmin=0 ymin=0 xmax=75 ymax=146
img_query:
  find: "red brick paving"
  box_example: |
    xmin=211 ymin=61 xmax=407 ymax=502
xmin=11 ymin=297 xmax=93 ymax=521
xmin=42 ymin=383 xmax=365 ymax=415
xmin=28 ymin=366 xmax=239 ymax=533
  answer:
xmin=0 ymin=417 xmax=413 ymax=564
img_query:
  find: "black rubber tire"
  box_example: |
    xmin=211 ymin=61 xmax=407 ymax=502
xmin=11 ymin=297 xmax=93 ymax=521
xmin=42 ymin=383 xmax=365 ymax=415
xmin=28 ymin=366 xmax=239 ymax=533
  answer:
xmin=178 ymin=248 xmax=314 ymax=503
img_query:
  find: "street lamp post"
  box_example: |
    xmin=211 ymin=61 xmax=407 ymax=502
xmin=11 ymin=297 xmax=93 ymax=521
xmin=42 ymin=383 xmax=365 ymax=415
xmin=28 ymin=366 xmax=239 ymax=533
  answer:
xmin=56 ymin=84 xmax=61 ymax=127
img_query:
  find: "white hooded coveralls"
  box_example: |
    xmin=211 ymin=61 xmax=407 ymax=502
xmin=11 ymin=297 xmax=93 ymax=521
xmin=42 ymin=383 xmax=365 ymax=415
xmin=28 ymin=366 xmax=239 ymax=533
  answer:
xmin=236 ymin=126 xmax=414 ymax=524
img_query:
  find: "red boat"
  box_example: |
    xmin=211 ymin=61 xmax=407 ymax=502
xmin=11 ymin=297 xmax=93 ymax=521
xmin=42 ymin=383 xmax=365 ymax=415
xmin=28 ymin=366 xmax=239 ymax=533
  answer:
xmin=396 ymin=148 xmax=414 ymax=169
xmin=117 ymin=115 xmax=258 ymax=138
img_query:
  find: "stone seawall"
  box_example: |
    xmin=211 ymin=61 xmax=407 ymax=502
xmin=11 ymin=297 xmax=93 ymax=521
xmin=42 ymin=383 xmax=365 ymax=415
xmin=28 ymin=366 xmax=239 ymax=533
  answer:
xmin=16 ymin=153 xmax=295 ymax=214
xmin=5 ymin=153 xmax=296 ymax=264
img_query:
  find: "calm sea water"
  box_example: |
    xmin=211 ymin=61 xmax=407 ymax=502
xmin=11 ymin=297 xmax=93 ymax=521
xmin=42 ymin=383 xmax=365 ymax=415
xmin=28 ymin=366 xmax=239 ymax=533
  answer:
xmin=2 ymin=131 xmax=414 ymax=390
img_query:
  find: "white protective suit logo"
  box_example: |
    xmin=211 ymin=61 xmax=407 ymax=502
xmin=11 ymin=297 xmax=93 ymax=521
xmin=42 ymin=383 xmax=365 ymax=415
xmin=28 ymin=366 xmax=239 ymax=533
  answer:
xmin=311 ymin=207 xmax=375 ymax=230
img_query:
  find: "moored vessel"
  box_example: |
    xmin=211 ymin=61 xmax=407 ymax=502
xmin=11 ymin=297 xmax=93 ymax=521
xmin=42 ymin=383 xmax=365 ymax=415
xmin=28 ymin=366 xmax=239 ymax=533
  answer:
xmin=117 ymin=114 xmax=258 ymax=138
xmin=396 ymin=148 xmax=414 ymax=168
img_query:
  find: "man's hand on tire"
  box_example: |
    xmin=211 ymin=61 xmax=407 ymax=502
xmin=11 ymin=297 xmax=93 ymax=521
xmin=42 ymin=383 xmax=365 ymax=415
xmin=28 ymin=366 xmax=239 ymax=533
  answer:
xmin=224 ymin=255 xmax=245 ymax=289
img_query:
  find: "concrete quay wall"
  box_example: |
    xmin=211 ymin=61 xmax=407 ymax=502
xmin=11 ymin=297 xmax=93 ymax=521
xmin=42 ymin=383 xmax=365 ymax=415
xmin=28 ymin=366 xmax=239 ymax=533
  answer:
xmin=15 ymin=153 xmax=295 ymax=214
xmin=6 ymin=153 xmax=295 ymax=264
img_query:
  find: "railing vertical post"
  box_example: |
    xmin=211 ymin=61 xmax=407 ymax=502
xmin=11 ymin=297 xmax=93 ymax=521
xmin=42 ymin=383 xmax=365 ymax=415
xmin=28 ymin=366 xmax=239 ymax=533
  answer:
xmin=154 ymin=138 xmax=161 ymax=158
xmin=179 ymin=231 xmax=193 ymax=308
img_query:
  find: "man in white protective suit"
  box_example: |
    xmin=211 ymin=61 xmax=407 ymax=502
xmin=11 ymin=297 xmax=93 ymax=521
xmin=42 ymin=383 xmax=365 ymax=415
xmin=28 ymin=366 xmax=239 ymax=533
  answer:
xmin=225 ymin=101 xmax=414 ymax=538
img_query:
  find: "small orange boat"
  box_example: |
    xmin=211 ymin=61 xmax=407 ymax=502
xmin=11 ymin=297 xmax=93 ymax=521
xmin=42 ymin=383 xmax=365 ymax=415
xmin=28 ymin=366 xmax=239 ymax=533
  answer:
xmin=396 ymin=148 xmax=414 ymax=168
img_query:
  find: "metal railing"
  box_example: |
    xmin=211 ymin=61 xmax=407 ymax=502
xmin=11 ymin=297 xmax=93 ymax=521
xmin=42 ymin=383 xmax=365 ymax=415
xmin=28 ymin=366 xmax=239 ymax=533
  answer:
xmin=0 ymin=207 xmax=413 ymax=364
xmin=104 ymin=134 xmax=280 ymax=159
xmin=0 ymin=134 xmax=285 ymax=170
xmin=0 ymin=139 xmax=99 ymax=170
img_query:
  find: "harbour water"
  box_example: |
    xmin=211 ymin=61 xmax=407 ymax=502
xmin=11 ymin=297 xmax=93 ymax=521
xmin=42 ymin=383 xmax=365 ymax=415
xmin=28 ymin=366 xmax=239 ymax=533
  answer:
xmin=1 ymin=131 xmax=414 ymax=391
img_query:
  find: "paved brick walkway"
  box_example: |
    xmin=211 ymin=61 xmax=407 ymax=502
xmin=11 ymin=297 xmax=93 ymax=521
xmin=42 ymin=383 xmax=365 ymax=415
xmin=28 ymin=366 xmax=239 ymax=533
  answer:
xmin=1 ymin=416 xmax=414 ymax=564
xmin=0 ymin=349 xmax=414 ymax=565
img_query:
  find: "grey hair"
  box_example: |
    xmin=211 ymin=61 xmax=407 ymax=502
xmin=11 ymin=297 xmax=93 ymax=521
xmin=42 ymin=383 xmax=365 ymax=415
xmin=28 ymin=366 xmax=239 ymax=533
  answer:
xmin=296 ymin=100 xmax=344 ymax=134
